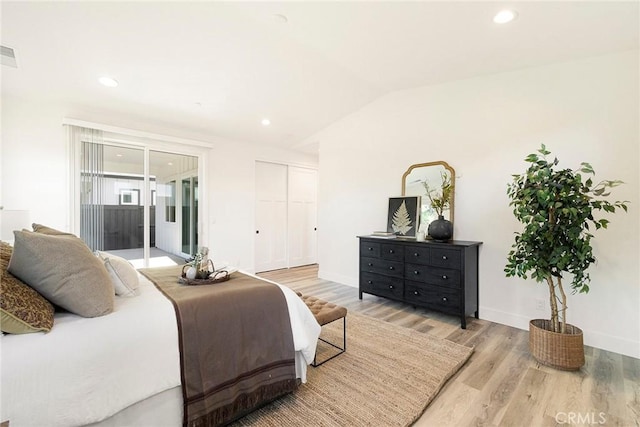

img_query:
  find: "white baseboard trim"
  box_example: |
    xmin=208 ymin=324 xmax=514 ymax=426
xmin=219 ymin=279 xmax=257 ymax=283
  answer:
xmin=304 ymin=280 xmax=640 ymax=358
xmin=479 ymin=306 xmax=531 ymax=331
xmin=317 ymin=269 xmax=357 ymax=288
xmin=480 ymin=307 xmax=640 ymax=359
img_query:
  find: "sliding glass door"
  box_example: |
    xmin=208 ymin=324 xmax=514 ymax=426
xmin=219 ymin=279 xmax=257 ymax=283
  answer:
xmin=181 ymin=176 xmax=198 ymax=256
xmin=80 ymin=142 xmax=146 ymax=254
xmin=73 ymin=126 xmax=200 ymax=268
xmin=149 ymin=150 xmax=199 ymax=261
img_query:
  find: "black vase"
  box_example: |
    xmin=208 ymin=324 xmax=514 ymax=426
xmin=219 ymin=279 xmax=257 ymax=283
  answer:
xmin=428 ymin=215 xmax=453 ymax=241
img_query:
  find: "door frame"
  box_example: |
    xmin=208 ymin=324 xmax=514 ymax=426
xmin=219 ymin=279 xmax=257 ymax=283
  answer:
xmin=254 ymin=160 xmax=318 ymax=273
xmin=66 ymin=119 xmax=209 ymax=267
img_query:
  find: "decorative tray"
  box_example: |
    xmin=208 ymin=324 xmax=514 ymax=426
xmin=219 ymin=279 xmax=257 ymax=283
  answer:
xmin=179 ymin=264 xmax=231 ymax=286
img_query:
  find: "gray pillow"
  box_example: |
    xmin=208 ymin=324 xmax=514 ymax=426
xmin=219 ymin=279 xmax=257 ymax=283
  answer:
xmin=8 ymin=231 xmax=114 ymax=318
xmin=32 ymin=223 xmax=75 ymax=236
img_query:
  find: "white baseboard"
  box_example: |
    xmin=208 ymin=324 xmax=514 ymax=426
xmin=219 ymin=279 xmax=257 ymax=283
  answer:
xmin=317 ymin=269 xmax=357 ymax=288
xmin=479 ymin=306 xmax=531 ymax=331
xmin=480 ymin=307 xmax=640 ymax=359
xmin=306 ymin=279 xmax=640 ymax=359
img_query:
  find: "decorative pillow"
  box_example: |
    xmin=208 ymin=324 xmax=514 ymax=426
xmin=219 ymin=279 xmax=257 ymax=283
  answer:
xmin=96 ymin=251 xmax=139 ymax=297
xmin=32 ymin=223 xmax=75 ymax=236
xmin=8 ymin=231 xmax=114 ymax=318
xmin=1 ymin=241 xmax=54 ymax=334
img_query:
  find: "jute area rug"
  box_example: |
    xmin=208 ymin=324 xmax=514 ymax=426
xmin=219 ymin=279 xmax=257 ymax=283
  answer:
xmin=233 ymin=312 xmax=473 ymax=427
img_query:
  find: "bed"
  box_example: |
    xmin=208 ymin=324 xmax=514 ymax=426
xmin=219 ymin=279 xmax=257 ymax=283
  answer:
xmin=1 ymin=234 xmax=321 ymax=427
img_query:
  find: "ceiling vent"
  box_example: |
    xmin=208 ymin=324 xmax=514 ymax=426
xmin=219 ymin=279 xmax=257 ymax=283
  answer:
xmin=1 ymin=45 xmax=18 ymax=68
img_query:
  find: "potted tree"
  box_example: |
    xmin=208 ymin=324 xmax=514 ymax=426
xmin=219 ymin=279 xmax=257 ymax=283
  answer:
xmin=505 ymin=144 xmax=628 ymax=370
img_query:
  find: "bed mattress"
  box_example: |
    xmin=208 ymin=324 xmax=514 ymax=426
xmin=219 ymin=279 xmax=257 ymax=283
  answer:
xmin=1 ymin=271 xmax=319 ymax=427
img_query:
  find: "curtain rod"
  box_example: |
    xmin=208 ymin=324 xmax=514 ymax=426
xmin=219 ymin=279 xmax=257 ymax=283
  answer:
xmin=62 ymin=118 xmax=216 ymax=149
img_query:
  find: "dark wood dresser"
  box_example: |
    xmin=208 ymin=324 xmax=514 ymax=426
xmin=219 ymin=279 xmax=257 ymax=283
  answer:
xmin=358 ymin=236 xmax=482 ymax=328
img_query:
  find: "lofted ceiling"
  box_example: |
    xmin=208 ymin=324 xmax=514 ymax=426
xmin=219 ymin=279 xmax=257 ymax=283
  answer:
xmin=1 ymin=1 xmax=638 ymax=153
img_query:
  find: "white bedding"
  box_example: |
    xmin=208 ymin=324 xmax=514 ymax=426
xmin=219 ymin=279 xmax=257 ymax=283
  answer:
xmin=0 ymin=272 xmax=320 ymax=427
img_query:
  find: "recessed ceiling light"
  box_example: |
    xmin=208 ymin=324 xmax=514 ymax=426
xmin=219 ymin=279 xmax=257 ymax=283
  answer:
xmin=98 ymin=76 xmax=118 ymax=87
xmin=116 ymin=154 xmax=123 ymax=157
xmin=493 ymin=10 xmax=517 ymax=24
xmin=261 ymin=118 xmax=271 ymax=126
xmin=168 ymin=162 xmax=173 ymax=166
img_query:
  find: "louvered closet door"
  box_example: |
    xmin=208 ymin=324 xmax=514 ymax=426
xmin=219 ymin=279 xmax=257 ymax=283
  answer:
xmin=255 ymin=162 xmax=288 ymax=273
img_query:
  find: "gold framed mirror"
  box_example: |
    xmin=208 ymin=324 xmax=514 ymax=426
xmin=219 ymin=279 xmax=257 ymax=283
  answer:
xmin=401 ymin=161 xmax=455 ymax=235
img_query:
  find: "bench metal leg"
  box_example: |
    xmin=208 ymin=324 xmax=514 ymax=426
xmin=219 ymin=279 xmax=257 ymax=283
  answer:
xmin=312 ymin=316 xmax=346 ymax=367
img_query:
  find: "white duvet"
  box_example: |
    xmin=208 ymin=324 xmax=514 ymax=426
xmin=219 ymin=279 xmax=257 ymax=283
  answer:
xmin=0 ymin=272 xmax=320 ymax=427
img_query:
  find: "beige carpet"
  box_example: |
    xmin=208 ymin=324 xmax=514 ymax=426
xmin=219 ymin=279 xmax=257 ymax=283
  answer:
xmin=233 ymin=313 xmax=474 ymax=427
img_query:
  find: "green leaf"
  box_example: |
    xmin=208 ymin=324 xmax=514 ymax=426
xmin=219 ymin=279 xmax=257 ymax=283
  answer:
xmin=579 ymin=162 xmax=594 ymax=174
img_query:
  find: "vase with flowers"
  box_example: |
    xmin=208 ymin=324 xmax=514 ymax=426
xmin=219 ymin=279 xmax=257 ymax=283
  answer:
xmin=184 ymin=247 xmax=213 ymax=280
xmin=423 ymin=172 xmax=454 ymax=241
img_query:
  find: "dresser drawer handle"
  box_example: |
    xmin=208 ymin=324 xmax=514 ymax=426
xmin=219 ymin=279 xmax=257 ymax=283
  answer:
xmin=367 ymin=280 xmax=372 ymax=284
xmin=389 ymin=249 xmax=394 ymax=254
xmin=442 ymin=255 xmax=448 ymax=260
xmin=368 ymin=247 xmax=374 ymax=251
xmin=414 ymin=291 xmax=419 ymax=296
xmin=442 ymin=297 xmax=448 ymax=302
xmin=389 ymin=285 xmax=395 ymax=289
xmin=389 ymin=266 xmax=394 ymax=270
xmin=413 ymin=252 xmax=419 ymax=257
xmin=413 ymin=270 xmax=419 ymax=275
xmin=368 ymin=263 xmax=373 ymax=267
xmin=442 ymin=275 xmax=448 ymax=280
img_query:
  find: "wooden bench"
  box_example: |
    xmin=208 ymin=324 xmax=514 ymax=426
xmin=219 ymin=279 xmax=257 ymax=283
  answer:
xmin=297 ymin=292 xmax=347 ymax=366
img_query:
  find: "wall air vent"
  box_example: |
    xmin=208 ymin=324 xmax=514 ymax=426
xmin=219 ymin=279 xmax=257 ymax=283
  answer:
xmin=1 ymin=45 xmax=18 ymax=68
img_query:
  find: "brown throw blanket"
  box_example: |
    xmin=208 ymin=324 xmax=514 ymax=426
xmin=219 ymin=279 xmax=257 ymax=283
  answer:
xmin=139 ymin=266 xmax=297 ymax=427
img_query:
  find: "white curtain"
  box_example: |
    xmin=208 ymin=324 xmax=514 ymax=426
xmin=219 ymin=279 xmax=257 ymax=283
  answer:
xmin=68 ymin=125 xmax=105 ymax=251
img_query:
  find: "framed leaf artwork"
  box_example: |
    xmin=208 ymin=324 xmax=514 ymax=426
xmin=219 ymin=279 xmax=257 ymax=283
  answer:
xmin=387 ymin=196 xmax=420 ymax=237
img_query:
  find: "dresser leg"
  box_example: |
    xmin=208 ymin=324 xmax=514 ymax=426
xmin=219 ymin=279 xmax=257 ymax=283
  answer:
xmin=359 ymin=291 xmax=363 ymax=300
xmin=461 ymin=317 xmax=467 ymax=329
xmin=474 ymin=310 xmax=479 ymax=319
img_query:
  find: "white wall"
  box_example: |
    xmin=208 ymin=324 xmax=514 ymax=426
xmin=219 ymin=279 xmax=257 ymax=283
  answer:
xmin=206 ymin=141 xmax=317 ymax=271
xmin=0 ymin=96 xmax=318 ymax=273
xmin=314 ymin=51 xmax=640 ymax=358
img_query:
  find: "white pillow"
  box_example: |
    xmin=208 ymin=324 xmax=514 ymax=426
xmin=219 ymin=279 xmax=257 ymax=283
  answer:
xmin=96 ymin=251 xmax=139 ymax=297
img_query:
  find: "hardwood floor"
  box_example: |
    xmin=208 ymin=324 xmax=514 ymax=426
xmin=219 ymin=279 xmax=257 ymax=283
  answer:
xmin=259 ymin=265 xmax=640 ymax=427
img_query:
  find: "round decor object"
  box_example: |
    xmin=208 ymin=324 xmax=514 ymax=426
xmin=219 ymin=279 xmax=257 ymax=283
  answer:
xmin=529 ymin=319 xmax=585 ymax=370
xmin=185 ymin=266 xmax=197 ymax=280
xmin=428 ymin=216 xmax=453 ymax=241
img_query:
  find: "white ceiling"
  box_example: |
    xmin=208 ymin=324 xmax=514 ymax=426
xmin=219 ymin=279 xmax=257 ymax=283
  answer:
xmin=2 ymin=1 xmax=638 ymax=153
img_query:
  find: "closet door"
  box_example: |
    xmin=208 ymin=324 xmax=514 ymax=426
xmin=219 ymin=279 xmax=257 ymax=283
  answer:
xmin=288 ymin=166 xmax=317 ymax=268
xmin=255 ymin=162 xmax=288 ymax=273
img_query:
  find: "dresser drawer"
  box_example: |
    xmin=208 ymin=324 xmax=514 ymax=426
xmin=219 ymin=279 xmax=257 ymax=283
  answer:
xmin=405 ymin=281 xmax=460 ymax=313
xmin=360 ymin=241 xmax=381 ymax=258
xmin=360 ymin=272 xmax=403 ymax=299
xmin=359 ymin=236 xmax=482 ymax=329
xmin=430 ymin=248 xmax=462 ymax=269
xmin=361 ymin=257 xmax=404 ymax=278
xmin=405 ymin=263 xmax=461 ymax=288
xmin=381 ymin=243 xmax=404 ymax=261
xmin=404 ymin=246 xmax=430 ymax=265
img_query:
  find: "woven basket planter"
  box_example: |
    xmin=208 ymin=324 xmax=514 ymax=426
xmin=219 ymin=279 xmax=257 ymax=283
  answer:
xmin=529 ymin=319 xmax=585 ymax=370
